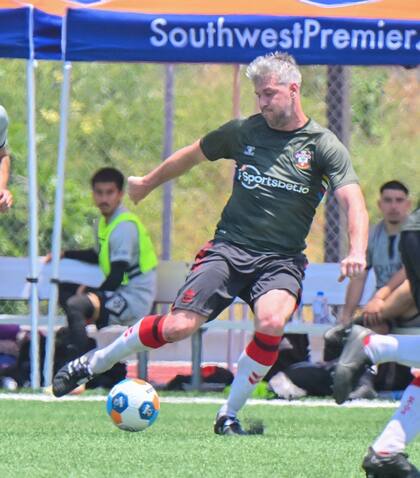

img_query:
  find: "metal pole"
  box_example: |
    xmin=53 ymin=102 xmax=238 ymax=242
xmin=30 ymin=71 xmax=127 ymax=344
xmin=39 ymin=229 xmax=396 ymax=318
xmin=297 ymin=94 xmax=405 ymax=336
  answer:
xmin=191 ymin=330 xmax=203 ymax=390
xmin=162 ymin=64 xmax=174 ymax=260
xmin=27 ymin=56 xmax=40 ymax=389
xmin=43 ymin=62 xmax=72 ymax=386
xmin=324 ymin=66 xmax=351 ymax=262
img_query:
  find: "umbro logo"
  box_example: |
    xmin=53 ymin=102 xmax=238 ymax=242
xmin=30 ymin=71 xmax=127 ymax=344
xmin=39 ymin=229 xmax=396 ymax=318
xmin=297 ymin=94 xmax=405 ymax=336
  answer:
xmin=243 ymin=145 xmax=255 ymax=157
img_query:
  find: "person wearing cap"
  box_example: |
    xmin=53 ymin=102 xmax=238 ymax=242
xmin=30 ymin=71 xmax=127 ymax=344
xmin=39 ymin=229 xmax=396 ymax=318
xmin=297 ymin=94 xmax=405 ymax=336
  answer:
xmin=0 ymin=105 xmax=12 ymax=213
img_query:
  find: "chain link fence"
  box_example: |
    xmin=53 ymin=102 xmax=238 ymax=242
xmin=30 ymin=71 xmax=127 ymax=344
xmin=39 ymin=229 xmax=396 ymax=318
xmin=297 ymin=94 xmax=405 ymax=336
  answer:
xmin=0 ymin=60 xmax=419 ymax=316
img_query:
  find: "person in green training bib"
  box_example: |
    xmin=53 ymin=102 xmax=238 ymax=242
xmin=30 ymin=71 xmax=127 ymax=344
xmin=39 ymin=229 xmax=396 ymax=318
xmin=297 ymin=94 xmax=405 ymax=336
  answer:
xmin=52 ymin=167 xmax=157 ymax=357
xmin=53 ymin=52 xmax=369 ymax=435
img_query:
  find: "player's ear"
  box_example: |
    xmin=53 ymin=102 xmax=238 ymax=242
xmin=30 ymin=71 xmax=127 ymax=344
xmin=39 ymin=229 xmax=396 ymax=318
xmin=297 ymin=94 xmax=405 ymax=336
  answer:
xmin=290 ymin=83 xmax=299 ymax=98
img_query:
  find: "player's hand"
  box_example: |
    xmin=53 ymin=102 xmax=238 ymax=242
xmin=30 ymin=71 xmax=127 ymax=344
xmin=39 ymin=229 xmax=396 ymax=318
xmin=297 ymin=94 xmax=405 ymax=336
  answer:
xmin=127 ymin=176 xmax=152 ymax=205
xmin=338 ymin=253 xmax=366 ymax=282
xmin=362 ymin=297 xmax=385 ymax=325
xmin=0 ymin=189 xmax=12 ymax=212
xmin=43 ymin=251 xmax=64 ymax=263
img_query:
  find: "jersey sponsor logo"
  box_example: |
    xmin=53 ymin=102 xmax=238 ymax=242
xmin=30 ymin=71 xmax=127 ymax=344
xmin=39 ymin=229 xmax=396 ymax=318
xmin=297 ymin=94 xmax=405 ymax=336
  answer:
xmin=294 ymin=150 xmax=312 ymax=170
xmin=237 ymin=165 xmax=309 ymax=194
xmin=243 ymin=145 xmax=256 ymax=157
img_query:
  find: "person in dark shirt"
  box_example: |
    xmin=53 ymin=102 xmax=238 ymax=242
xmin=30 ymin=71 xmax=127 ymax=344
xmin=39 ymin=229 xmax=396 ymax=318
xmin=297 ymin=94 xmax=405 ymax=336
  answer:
xmin=53 ymin=52 xmax=369 ymax=436
xmin=333 ymin=208 xmax=420 ymax=477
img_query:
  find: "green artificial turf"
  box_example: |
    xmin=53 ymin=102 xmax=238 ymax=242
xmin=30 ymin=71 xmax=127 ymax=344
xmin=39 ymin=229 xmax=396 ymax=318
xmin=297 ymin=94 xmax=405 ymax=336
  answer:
xmin=0 ymin=398 xmax=419 ymax=478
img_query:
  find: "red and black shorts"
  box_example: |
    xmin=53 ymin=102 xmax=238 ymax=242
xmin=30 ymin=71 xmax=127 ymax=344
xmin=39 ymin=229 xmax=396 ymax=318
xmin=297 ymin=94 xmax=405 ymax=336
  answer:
xmin=172 ymin=239 xmax=307 ymax=321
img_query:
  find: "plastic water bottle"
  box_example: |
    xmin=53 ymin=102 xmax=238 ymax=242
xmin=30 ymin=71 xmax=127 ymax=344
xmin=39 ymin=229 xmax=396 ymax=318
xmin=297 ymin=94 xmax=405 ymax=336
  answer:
xmin=292 ymin=302 xmax=304 ymax=322
xmin=312 ymin=291 xmax=329 ymax=323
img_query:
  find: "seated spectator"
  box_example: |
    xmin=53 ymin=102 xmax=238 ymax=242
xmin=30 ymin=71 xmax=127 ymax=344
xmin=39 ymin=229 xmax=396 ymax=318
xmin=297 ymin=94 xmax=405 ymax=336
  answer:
xmin=47 ymin=167 xmax=158 ymax=358
xmin=325 ymin=181 xmax=414 ymax=399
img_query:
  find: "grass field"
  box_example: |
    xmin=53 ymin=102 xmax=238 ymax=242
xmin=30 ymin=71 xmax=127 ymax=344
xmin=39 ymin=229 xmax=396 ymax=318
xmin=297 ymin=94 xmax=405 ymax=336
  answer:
xmin=1 ymin=395 xmax=419 ymax=478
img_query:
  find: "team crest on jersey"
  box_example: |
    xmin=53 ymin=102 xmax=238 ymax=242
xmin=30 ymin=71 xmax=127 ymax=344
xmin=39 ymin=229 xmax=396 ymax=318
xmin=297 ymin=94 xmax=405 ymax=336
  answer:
xmin=294 ymin=150 xmax=312 ymax=170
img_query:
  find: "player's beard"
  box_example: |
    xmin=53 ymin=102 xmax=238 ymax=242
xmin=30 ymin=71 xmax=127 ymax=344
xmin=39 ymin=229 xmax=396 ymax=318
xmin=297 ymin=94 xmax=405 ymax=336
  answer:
xmin=263 ymin=106 xmax=293 ymax=130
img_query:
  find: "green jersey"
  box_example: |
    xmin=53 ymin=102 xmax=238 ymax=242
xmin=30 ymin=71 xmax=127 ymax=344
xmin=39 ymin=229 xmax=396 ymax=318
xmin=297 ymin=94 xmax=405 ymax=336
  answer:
xmin=200 ymin=115 xmax=358 ymax=255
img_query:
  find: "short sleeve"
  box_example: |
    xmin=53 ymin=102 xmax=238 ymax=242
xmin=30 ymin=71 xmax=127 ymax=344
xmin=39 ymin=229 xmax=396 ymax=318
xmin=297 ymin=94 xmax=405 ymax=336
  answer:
xmin=109 ymin=221 xmax=139 ymax=264
xmin=200 ymin=119 xmax=241 ymax=161
xmin=317 ymin=132 xmax=359 ymax=191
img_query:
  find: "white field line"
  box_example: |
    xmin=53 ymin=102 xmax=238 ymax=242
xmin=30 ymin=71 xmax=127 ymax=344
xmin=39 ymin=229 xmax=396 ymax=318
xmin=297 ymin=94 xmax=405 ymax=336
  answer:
xmin=0 ymin=393 xmax=399 ymax=408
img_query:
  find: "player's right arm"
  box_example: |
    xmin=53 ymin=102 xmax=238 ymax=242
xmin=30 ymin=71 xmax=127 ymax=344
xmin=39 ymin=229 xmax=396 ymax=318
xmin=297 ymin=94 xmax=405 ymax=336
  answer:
xmin=128 ymin=140 xmax=207 ymax=204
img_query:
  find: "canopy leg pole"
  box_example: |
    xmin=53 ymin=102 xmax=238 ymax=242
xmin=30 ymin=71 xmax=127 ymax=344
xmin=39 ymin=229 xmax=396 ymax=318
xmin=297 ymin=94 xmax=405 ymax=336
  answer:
xmin=27 ymin=58 xmax=40 ymax=389
xmin=43 ymin=61 xmax=72 ymax=387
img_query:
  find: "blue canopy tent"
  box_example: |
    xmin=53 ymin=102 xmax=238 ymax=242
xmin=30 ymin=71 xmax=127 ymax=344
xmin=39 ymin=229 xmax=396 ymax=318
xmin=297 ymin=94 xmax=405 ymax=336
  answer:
xmin=63 ymin=1 xmax=419 ymax=65
xmin=0 ymin=0 xmax=418 ymax=387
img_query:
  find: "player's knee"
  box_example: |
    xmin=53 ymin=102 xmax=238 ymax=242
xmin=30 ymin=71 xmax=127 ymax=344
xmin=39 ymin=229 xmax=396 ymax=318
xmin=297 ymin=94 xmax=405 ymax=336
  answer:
xmin=163 ymin=310 xmax=204 ymax=342
xmin=256 ymin=312 xmax=288 ymax=335
xmin=66 ymin=294 xmax=94 ymax=321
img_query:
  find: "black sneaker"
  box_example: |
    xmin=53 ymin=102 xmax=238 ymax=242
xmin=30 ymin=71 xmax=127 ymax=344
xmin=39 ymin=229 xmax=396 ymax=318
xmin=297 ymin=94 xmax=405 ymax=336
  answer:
xmin=362 ymin=447 xmax=420 ymax=477
xmin=52 ymin=355 xmax=93 ymax=397
xmin=333 ymin=325 xmax=373 ymax=404
xmin=349 ymin=383 xmax=378 ymax=400
xmin=214 ymin=414 xmax=248 ymax=435
xmin=214 ymin=413 xmax=264 ymax=435
xmin=324 ymin=323 xmax=351 ymax=349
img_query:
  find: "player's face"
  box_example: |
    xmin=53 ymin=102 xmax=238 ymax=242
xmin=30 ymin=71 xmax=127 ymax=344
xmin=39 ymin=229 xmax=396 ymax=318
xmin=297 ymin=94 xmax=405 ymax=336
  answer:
xmin=254 ymin=75 xmax=296 ymax=129
xmin=92 ymin=181 xmax=124 ymax=218
xmin=378 ymin=189 xmax=411 ymax=225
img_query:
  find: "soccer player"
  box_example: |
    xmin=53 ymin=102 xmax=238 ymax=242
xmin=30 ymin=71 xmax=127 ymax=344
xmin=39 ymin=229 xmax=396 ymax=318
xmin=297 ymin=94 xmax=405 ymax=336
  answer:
xmin=333 ymin=208 xmax=420 ymax=477
xmin=53 ymin=52 xmax=369 ymax=435
xmin=0 ymin=105 xmax=13 ymax=213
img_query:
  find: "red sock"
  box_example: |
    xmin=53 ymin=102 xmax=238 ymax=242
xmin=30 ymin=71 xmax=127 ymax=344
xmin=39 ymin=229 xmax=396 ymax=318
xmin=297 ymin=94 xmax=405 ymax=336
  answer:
xmin=246 ymin=332 xmax=282 ymax=366
xmin=139 ymin=314 xmax=168 ymax=349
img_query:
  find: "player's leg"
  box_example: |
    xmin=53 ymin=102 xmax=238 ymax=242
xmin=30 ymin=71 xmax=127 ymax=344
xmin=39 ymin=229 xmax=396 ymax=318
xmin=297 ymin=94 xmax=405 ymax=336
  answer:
xmin=333 ymin=326 xmax=420 ymax=404
xmin=52 ymin=307 xmax=206 ymax=397
xmin=63 ymin=293 xmax=95 ymax=355
xmin=53 ymin=242 xmax=237 ymax=397
xmin=360 ymin=231 xmax=420 ymax=476
xmin=215 ymin=256 xmax=303 ymax=435
xmin=215 ymin=289 xmax=296 ymax=435
xmin=362 ymin=378 xmax=420 ymax=477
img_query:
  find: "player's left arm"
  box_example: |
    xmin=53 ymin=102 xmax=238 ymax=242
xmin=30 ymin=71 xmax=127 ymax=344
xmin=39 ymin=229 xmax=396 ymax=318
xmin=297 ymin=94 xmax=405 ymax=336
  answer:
xmin=0 ymin=147 xmax=12 ymax=212
xmin=334 ymin=183 xmax=369 ymax=280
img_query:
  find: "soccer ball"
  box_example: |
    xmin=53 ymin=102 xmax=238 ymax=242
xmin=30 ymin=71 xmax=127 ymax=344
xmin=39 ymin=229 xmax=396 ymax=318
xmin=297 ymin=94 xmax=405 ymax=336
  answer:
xmin=106 ymin=378 xmax=160 ymax=432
